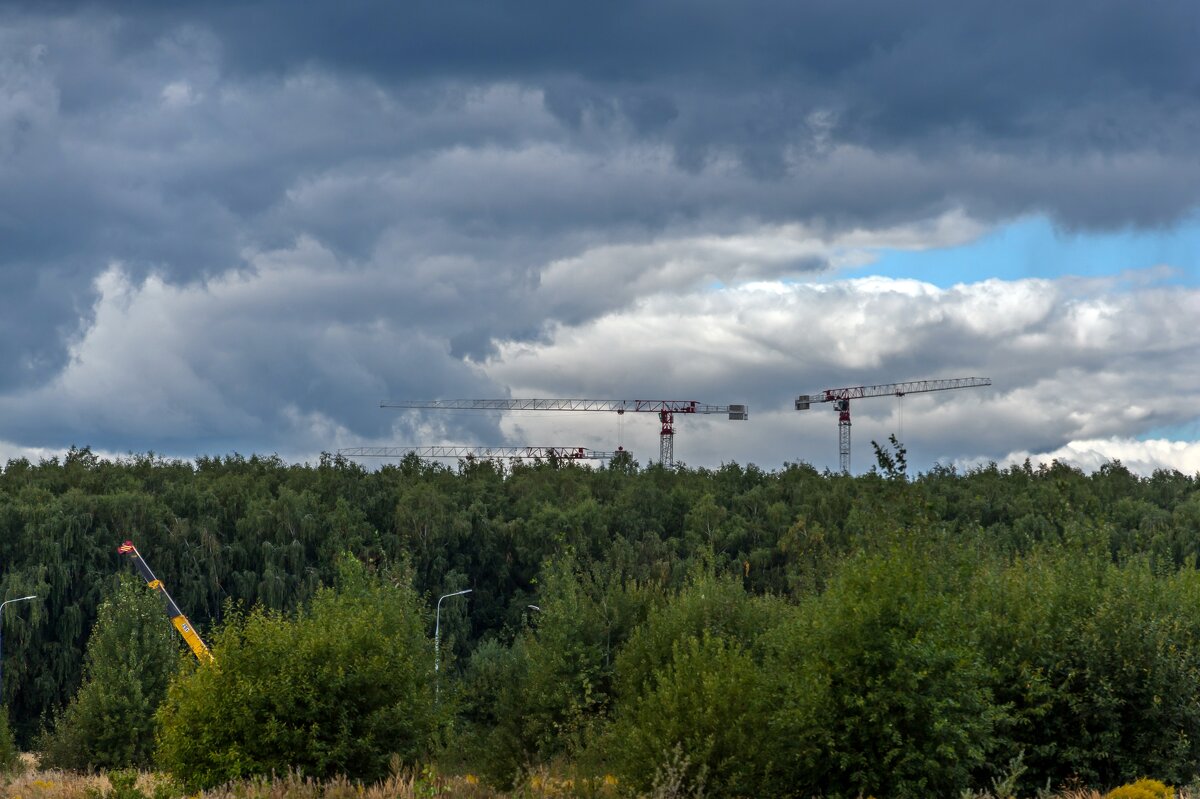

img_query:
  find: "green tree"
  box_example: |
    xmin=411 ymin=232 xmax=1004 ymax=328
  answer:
xmin=516 ymin=557 xmax=652 ymax=763
xmin=0 ymin=708 xmax=19 ymax=773
xmin=973 ymin=548 xmax=1200 ymax=788
xmin=763 ymin=541 xmax=1000 ymax=798
xmin=613 ymin=567 xmax=777 ymax=702
xmin=607 ymin=633 xmax=767 ymax=795
xmin=39 ymin=575 xmax=181 ymax=770
xmin=459 ymin=555 xmax=654 ymax=787
xmin=155 ymin=558 xmax=436 ymax=790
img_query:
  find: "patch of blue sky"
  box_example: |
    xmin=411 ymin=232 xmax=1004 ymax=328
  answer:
xmin=1140 ymin=419 xmax=1200 ymax=442
xmin=862 ymin=215 xmax=1200 ymax=288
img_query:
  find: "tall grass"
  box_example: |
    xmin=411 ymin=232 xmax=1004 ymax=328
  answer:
xmin=2 ymin=766 xmax=1196 ymax=799
xmin=1 ymin=766 xmax=618 ymax=799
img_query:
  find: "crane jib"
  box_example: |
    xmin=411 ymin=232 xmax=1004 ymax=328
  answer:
xmin=796 ymin=377 xmax=992 ymax=407
xmin=338 ymin=446 xmax=626 ymax=460
xmin=380 ymin=399 xmax=748 ymax=418
xmin=380 ymin=398 xmax=748 ymax=469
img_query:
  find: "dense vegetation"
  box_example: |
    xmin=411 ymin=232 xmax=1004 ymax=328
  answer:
xmin=2 ymin=446 xmax=1200 ymax=794
xmin=38 ymin=575 xmax=178 ymax=771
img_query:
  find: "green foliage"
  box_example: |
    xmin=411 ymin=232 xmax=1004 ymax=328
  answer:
xmin=603 ymin=571 xmax=778 ymax=794
xmin=85 ymin=770 xmax=183 ymax=799
xmin=95 ymin=770 xmax=146 ymax=799
xmin=0 ymin=707 xmax=19 ymax=773
xmin=518 ymin=558 xmax=652 ymax=757
xmin=40 ymin=576 xmax=180 ymax=771
xmin=154 ymin=558 xmax=436 ymax=790
xmin=453 ymin=636 xmax=531 ymax=787
xmin=613 ymin=567 xmax=777 ymax=700
xmin=763 ymin=541 xmax=1000 ymax=798
xmin=973 ymin=549 xmax=1200 ymax=788
xmin=5 ymin=448 xmax=1200 ymax=793
xmin=871 ymin=434 xmax=908 ymax=480
xmin=458 ymin=555 xmax=655 ymax=787
xmin=607 ymin=633 xmax=766 ymax=795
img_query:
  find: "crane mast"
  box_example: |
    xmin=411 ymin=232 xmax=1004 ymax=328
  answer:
xmin=795 ymin=377 xmax=991 ymax=473
xmin=381 ymin=399 xmax=748 ymax=468
xmin=118 ymin=540 xmax=213 ymax=663
xmin=339 ymin=445 xmax=625 ymax=461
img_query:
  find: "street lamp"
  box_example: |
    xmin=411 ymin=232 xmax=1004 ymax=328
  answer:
xmin=434 ymin=589 xmax=471 ymax=700
xmin=0 ymin=595 xmax=37 ymax=706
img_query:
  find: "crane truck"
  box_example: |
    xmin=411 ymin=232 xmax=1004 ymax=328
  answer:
xmin=118 ymin=540 xmax=214 ymax=663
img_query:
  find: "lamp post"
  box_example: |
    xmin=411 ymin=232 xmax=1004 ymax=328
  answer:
xmin=0 ymin=595 xmax=37 ymax=706
xmin=434 ymin=589 xmax=471 ymax=701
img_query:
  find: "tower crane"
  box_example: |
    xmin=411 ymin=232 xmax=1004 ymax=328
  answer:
xmin=380 ymin=399 xmax=749 ymax=468
xmin=795 ymin=377 xmax=991 ymax=473
xmin=338 ymin=445 xmax=626 ymax=461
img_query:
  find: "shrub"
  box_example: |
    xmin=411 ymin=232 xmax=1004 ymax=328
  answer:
xmin=1107 ymin=777 xmax=1173 ymax=799
xmin=613 ymin=568 xmax=779 ymax=701
xmin=0 ymin=708 xmax=19 ymax=773
xmin=451 ymin=555 xmax=657 ymax=788
xmin=103 ymin=769 xmax=147 ymax=799
xmin=518 ymin=558 xmax=652 ymax=767
xmin=973 ymin=549 xmax=1200 ymax=788
xmin=39 ymin=576 xmax=180 ymax=771
xmin=600 ymin=568 xmax=780 ymax=794
xmin=606 ymin=632 xmax=766 ymax=796
xmin=762 ymin=542 xmax=1000 ymax=798
xmin=452 ymin=636 xmax=531 ymax=787
xmin=155 ymin=558 xmax=437 ymax=790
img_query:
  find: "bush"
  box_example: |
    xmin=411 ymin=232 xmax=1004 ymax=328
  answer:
xmin=613 ymin=568 xmax=779 ymax=701
xmin=1107 ymin=778 xmax=1173 ymax=799
xmin=600 ymin=569 xmax=780 ymax=794
xmin=452 ymin=636 xmax=531 ymax=787
xmin=102 ymin=769 xmax=148 ymax=799
xmin=607 ymin=632 xmax=766 ymax=795
xmin=762 ymin=542 xmax=1000 ymax=798
xmin=973 ymin=549 xmax=1200 ymax=787
xmin=450 ymin=555 xmax=658 ymax=788
xmin=0 ymin=708 xmax=19 ymax=773
xmin=155 ymin=558 xmax=437 ymax=790
xmin=39 ymin=576 xmax=180 ymax=770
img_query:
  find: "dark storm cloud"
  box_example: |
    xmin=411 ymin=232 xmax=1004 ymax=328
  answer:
xmin=90 ymin=1 xmax=1200 ymax=167
xmin=2 ymin=1 xmax=1198 ymax=458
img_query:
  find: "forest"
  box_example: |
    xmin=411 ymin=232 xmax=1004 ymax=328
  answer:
xmin=2 ymin=445 xmax=1200 ymax=797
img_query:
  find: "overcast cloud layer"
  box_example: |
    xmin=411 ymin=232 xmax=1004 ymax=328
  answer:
xmin=1 ymin=2 xmax=1197 ymax=473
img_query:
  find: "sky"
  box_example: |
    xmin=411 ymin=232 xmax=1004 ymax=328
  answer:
xmin=0 ymin=1 xmax=1197 ymax=475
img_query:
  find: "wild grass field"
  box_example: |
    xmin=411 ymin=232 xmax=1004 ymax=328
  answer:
xmin=3 ymin=765 xmax=605 ymax=799
xmin=0 ymin=767 xmax=1191 ymax=799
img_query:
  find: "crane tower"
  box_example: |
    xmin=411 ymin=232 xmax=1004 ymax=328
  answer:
xmin=339 ymin=445 xmax=625 ymax=461
xmin=795 ymin=377 xmax=991 ymax=473
xmin=381 ymin=399 xmax=748 ymax=468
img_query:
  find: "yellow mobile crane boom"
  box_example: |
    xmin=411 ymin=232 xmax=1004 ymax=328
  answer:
xmin=118 ymin=540 xmax=213 ymax=663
